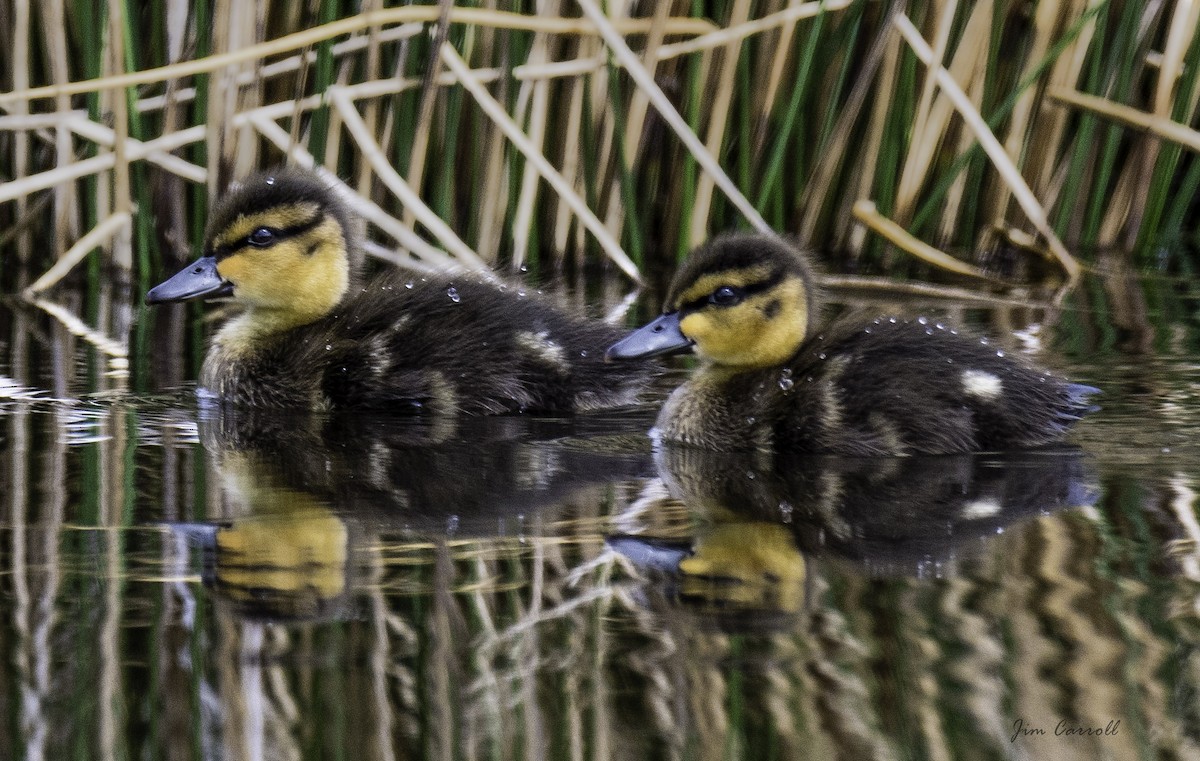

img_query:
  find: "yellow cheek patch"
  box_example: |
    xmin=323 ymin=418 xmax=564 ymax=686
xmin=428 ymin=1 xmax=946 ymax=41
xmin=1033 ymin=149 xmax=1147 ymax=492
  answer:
xmin=673 ymin=265 xmax=775 ymax=308
xmin=679 ymin=311 xmax=713 ymax=341
xmin=211 ymin=202 xmax=323 ymax=249
xmin=216 ymin=247 xmax=303 ymax=306
xmin=217 ymin=219 xmax=349 ymax=327
xmin=681 ymin=276 xmax=809 ymax=368
xmin=681 ymin=307 xmax=759 ymax=364
xmin=218 ymin=238 xmax=309 ymax=287
xmin=743 ymin=291 xmax=806 ymax=367
xmin=748 ymin=278 xmax=806 ymax=333
xmin=216 ymin=253 xmax=252 ymax=285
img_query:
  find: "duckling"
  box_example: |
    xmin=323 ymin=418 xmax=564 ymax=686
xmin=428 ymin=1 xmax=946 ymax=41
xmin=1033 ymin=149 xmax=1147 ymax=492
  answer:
xmin=606 ymin=233 xmax=1097 ymax=454
xmin=147 ymin=167 xmax=654 ymax=413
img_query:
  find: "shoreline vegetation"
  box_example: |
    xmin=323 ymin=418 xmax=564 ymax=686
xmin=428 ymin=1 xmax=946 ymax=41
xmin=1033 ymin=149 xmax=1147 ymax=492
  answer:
xmin=0 ymin=1 xmax=1197 ymax=370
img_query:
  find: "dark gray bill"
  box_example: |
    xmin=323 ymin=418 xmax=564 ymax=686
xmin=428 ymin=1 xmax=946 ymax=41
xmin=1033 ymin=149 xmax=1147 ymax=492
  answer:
xmin=605 ymin=311 xmax=694 ymax=361
xmin=146 ymin=256 xmax=233 ymax=304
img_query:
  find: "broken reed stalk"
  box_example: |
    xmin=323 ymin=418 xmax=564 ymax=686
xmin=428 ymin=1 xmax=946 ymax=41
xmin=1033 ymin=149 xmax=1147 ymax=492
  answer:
xmin=851 ymin=201 xmax=1007 ymax=283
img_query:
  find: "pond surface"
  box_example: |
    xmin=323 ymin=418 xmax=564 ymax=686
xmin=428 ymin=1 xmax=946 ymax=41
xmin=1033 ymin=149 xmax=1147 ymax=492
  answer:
xmin=3 ymin=271 xmax=1200 ymax=760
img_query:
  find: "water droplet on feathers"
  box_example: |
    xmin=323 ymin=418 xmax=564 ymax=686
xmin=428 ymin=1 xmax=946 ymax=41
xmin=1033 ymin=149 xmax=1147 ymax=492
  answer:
xmin=447 ymin=286 xmax=461 ymax=303
xmin=779 ymin=501 xmax=793 ymax=522
xmin=778 ymin=368 xmax=794 ymax=391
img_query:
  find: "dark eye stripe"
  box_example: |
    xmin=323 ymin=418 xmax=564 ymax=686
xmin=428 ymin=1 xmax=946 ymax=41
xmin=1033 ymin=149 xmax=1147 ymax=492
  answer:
xmin=211 ymin=212 xmax=325 ymax=260
xmin=677 ymin=269 xmax=785 ymax=314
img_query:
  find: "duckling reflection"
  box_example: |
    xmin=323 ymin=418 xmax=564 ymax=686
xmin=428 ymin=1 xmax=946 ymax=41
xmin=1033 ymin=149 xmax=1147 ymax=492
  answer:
xmin=168 ymin=410 xmax=654 ymax=621
xmin=175 ymin=455 xmax=358 ymax=621
xmin=611 ymin=446 xmax=1098 ymax=630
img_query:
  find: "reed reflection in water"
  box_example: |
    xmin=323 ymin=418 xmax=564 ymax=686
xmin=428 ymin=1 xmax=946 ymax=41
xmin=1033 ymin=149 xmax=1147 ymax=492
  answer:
xmin=4 ymin=286 xmax=1200 ymax=760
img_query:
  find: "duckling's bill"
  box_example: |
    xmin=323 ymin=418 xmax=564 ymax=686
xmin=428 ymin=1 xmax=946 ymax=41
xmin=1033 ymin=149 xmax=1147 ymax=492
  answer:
xmin=146 ymin=256 xmax=233 ymax=304
xmin=606 ymin=312 xmax=694 ymax=361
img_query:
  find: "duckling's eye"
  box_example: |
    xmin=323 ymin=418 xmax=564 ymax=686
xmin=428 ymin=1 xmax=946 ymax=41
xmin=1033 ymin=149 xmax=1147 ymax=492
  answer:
xmin=710 ymin=285 xmax=742 ymax=306
xmin=247 ymin=227 xmax=276 ymax=247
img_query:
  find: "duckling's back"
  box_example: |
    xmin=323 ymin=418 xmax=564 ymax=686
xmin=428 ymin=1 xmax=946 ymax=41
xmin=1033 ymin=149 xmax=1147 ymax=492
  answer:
xmin=202 ymin=274 xmax=655 ymax=414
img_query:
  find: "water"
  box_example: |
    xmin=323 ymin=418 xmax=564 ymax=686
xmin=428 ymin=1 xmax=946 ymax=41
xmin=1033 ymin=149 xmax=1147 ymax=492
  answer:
xmin=3 ymin=277 xmax=1200 ymax=760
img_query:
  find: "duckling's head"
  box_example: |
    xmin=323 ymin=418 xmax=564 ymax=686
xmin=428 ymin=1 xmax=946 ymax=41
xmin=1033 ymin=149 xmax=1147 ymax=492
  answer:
xmin=608 ymin=233 xmax=817 ymax=368
xmin=146 ymin=168 xmax=355 ymax=331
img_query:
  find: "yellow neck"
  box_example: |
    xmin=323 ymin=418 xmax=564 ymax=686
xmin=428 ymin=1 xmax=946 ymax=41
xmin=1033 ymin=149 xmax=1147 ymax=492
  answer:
xmin=213 ymin=306 xmax=323 ymax=352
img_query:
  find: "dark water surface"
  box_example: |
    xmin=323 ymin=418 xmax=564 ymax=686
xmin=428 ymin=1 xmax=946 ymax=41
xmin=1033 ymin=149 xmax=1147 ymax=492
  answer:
xmin=3 ymin=273 xmax=1200 ymax=760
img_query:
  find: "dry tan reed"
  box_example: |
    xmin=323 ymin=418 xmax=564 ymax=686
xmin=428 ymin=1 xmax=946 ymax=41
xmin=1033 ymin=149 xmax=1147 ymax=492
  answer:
xmin=0 ymin=0 xmax=1196 ymax=306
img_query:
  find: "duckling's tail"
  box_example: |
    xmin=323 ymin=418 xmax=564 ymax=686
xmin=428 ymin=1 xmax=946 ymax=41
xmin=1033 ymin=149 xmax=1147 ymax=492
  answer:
xmin=1065 ymin=383 xmax=1102 ymax=413
xmin=1043 ymin=383 xmax=1100 ymax=435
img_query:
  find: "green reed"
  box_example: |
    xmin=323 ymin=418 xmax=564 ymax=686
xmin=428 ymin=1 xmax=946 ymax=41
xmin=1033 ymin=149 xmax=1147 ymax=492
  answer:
xmin=0 ymin=0 xmax=1197 ymax=300
xmin=1139 ymin=22 xmax=1200 ymax=258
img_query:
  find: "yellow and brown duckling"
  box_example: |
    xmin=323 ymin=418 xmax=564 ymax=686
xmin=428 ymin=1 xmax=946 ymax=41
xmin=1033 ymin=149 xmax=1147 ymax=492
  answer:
xmin=147 ymin=168 xmax=654 ymax=413
xmin=606 ymin=233 xmax=1097 ymax=454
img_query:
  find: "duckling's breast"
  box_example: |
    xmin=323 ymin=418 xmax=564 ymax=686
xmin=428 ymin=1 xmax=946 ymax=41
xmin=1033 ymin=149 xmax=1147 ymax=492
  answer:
xmin=654 ymin=369 xmax=781 ymax=451
xmin=201 ymin=329 xmax=329 ymax=409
